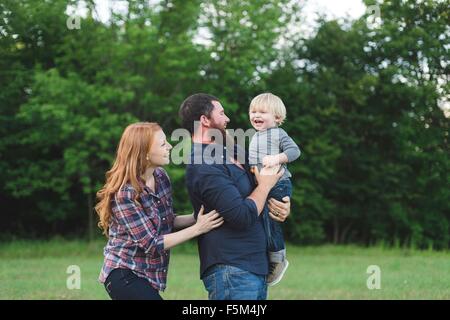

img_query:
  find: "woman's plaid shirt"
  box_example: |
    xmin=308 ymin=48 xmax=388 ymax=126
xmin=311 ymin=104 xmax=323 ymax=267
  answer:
xmin=99 ymin=167 xmax=176 ymax=291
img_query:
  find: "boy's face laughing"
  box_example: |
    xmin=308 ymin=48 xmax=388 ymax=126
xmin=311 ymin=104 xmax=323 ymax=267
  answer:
xmin=249 ymin=107 xmax=278 ymax=131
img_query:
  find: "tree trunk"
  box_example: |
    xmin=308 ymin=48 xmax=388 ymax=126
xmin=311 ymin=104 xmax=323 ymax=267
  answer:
xmin=333 ymin=216 xmax=339 ymax=244
xmin=87 ymin=191 xmax=94 ymax=242
xmin=340 ymin=222 xmax=353 ymax=244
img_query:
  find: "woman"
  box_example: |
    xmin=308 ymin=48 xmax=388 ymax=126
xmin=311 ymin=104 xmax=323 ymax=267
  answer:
xmin=95 ymin=122 xmax=224 ymax=300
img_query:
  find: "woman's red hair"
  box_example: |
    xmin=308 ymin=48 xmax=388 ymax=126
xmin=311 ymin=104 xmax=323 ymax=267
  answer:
xmin=95 ymin=122 xmax=161 ymax=236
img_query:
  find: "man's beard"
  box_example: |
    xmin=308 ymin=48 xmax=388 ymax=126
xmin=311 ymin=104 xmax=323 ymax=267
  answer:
xmin=208 ymin=120 xmax=246 ymax=164
xmin=209 ymin=120 xmax=227 ymax=145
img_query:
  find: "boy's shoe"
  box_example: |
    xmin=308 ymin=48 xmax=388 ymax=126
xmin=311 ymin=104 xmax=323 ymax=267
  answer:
xmin=267 ymin=259 xmax=289 ymax=286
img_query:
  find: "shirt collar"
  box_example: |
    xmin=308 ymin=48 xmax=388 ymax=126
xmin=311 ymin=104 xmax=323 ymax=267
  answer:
xmin=191 ymin=142 xmax=248 ymax=167
xmin=138 ymin=168 xmax=162 ymax=197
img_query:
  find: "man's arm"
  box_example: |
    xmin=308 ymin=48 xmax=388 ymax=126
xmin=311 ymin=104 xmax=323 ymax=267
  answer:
xmin=248 ymin=165 xmax=284 ymax=213
xmin=195 ymin=164 xmax=280 ymax=230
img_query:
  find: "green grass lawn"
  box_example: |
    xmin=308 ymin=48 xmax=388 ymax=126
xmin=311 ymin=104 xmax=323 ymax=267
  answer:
xmin=1 ymin=239 xmax=449 ymax=299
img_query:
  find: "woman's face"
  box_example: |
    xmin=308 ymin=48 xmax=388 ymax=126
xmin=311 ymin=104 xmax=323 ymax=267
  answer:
xmin=148 ymin=130 xmax=172 ymax=167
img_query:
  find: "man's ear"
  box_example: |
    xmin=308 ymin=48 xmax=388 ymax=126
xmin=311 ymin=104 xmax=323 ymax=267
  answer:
xmin=200 ymin=115 xmax=210 ymax=127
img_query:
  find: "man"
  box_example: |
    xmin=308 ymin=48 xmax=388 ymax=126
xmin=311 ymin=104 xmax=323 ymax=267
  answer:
xmin=179 ymin=93 xmax=291 ymax=300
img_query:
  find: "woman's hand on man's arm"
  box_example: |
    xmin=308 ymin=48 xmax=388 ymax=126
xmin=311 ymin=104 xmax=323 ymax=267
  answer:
xmin=164 ymin=206 xmax=223 ymax=250
xmin=173 ymin=213 xmax=196 ymax=230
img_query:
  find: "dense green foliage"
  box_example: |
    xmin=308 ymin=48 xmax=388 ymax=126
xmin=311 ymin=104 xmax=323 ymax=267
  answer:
xmin=0 ymin=0 xmax=448 ymax=248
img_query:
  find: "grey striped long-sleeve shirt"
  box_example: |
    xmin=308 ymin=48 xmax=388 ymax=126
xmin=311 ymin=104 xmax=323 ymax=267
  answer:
xmin=249 ymin=127 xmax=301 ymax=181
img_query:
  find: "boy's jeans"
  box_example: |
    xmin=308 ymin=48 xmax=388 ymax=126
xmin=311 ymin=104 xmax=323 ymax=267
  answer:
xmin=263 ymin=179 xmax=292 ymax=261
xmin=202 ymin=264 xmax=267 ymax=300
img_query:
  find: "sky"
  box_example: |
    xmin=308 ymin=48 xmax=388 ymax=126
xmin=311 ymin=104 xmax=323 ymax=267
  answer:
xmin=75 ymin=0 xmax=367 ymax=25
xmin=302 ymin=0 xmax=366 ymax=21
xmin=70 ymin=0 xmax=368 ymax=43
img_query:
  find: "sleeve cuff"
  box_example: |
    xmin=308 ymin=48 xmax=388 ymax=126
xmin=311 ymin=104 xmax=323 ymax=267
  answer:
xmin=246 ymin=198 xmax=259 ymax=216
xmin=143 ymin=234 xmax=166 ymax=255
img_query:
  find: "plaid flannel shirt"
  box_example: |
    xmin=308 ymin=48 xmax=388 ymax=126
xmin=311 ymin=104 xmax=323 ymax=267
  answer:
xmin=99 ymin=167 xmax=176 ymax=291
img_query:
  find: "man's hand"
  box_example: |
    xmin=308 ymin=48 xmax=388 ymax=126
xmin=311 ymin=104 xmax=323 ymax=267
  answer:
xmin=268 ymin=196 xmax=291 ymax=222
xmin=253 ymin=165 xmax=283 ymax=188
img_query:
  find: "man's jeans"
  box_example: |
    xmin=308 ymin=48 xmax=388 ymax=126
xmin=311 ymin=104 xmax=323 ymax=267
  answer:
xmin=202 ymin=264 xmax=267 ymax=300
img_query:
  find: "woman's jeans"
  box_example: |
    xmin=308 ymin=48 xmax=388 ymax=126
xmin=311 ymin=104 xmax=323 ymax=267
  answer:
xmin=263 ymin=179 xmax=292 ymax=258
xmin=202 ymin=264 xmax=267 ymax=300
xmin=104 ymin=268 xmax=163 ymax=300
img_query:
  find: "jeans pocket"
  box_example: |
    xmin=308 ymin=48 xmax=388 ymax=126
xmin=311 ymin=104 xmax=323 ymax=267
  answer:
xmin=202 ymin=272 xmax=217 ymax=300
xmin=120 ymin=269 xmax=139 ymax=286
xmin=105 ymin=281 xmax=113 ymax=294
xmin=226 ymin=268 xmax=266 ymax=299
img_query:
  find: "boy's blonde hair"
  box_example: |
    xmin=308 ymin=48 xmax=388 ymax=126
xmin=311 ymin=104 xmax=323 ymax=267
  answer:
xmin=249 ymin=92 xmax=287 ymax=125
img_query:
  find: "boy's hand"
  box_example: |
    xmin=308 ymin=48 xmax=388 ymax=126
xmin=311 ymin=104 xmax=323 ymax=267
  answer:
xmin=262 ymin=154 xmax=280 ymax=168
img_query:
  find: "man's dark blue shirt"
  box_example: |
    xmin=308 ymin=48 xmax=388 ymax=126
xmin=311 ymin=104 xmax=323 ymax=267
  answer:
xmin=185 ymin=142 xmax=269 ymax=279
